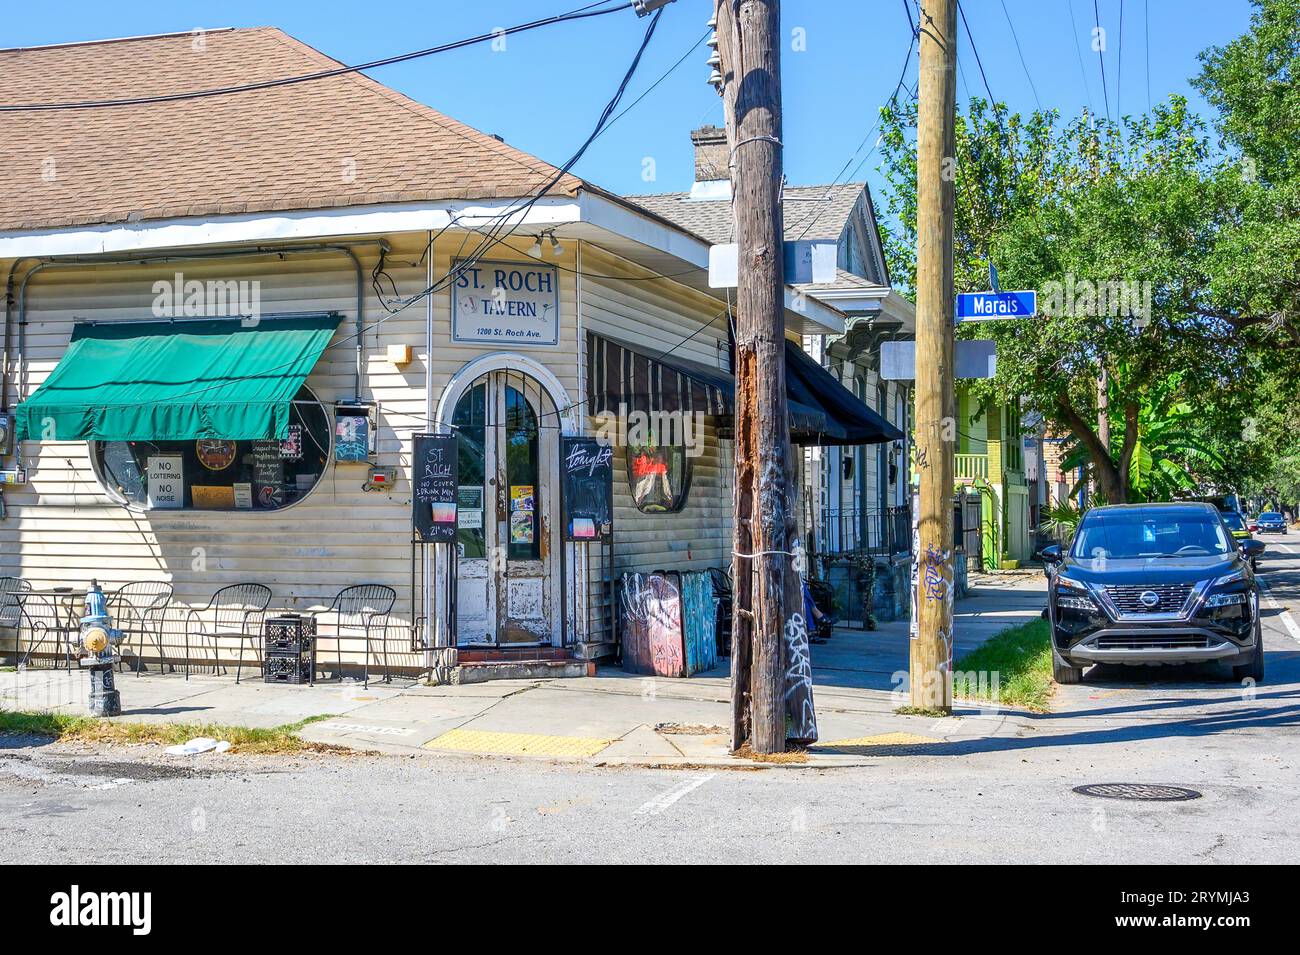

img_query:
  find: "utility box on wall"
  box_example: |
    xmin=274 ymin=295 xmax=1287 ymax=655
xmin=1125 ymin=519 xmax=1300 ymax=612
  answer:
xmin=334 ymin=401 xmax=377 ymax=463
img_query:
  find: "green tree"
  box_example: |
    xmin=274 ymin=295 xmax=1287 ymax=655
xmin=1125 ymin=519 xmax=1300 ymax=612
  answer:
xmin=877 ymin=0 xmax=1298 ymax=503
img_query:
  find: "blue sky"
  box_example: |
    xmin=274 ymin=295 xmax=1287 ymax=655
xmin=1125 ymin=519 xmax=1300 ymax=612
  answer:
xmin=3 ymin=0 xmax=1257 ymax=206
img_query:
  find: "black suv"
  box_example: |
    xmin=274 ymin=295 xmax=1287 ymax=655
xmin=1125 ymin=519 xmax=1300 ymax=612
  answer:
xmin=1041 ymin=502 xmax=1265 ymax=684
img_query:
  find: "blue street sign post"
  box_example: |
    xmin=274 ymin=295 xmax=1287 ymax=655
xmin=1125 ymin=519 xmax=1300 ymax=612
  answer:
xmin=955 ymin=289 xmax=1037 ymax=322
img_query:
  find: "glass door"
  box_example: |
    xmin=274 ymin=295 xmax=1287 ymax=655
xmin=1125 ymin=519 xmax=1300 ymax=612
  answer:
xmin=453 ymin=370 xmax=556 ymax=646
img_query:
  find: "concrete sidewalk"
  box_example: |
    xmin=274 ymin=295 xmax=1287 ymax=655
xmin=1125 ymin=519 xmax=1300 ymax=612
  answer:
xmin=0 ymin=571 xmax=1047 ymax=768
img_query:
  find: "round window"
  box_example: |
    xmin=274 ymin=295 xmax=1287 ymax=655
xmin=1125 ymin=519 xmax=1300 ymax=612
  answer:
xmin=91 ymin=386 xmax=331 ymax=511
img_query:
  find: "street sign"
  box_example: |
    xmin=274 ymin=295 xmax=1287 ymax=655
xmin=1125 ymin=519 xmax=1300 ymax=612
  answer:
xmin=955 ymin=289 xmax=1036 ymax=322
xmin=879 ymin=339 xmax=997 ymax=381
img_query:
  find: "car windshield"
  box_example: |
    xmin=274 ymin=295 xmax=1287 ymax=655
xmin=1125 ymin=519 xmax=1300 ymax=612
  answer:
xmin=1222 ymin=512 xmax=1246 ymax=531
xmin=1261 ymin=512 xmax=1283 ymax=521
xmin=1071 ymin=510 xmax=1233 ymax=559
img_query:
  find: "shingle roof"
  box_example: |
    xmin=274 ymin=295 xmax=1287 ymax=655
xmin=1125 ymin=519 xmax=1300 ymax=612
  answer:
xmin=629 ymin=182 xmax=865 ymax=246
xmin=0 ymin=28 xmax=585 ymax=232
xmin=800 ymin=268 xmax=887 ymax=293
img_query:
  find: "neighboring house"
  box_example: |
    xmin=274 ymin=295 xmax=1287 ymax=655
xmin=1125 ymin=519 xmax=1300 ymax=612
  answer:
xmin=633 ymin=127 xmax=914 ymax=620
xmin=953 ymin=385 xmax=1032 ymax=568
xmin=0 ymin=29 xmax=892 ymax=681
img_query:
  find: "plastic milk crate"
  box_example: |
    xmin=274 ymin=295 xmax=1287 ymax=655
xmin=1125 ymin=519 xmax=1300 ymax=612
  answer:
xmin=263 ymin=615 xmax=316 ymax=684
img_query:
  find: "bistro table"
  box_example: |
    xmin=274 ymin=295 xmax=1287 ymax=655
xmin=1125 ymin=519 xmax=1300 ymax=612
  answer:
xmin=17 ymin=586 xmax=85 ymax=669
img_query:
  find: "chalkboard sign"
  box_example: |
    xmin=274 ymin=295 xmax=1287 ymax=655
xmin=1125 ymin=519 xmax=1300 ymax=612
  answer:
xmin=250 ymin=440 xmax=286 ymax=509
xmin=412 ymin=433 xmax=458 ymax=543
xmin=560 ymin=436 xmax=613 ymax=542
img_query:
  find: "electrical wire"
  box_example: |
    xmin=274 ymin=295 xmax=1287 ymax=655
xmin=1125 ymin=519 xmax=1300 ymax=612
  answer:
xmin=0 ymin=1 xmax=632 ymax=112
xmin=1117 ymin=0 xmax=1124 ymax=117
xmin=1093 ymin=0 xmax=1111 ymax=121
xmin=791 ymin=15 xmax=918 ymax=243
xmin=1067 ymin=0 xmax=1097 ymax=114
xmin=370 ymin=4 xmax=666 ymax=318
xmin=958 ymin=1 xmax=1000 ymax=111
xmin=999 ymin=0 xmax=1041 ymax=111
xmin=23 ymin=7 xmax=668 ymax=417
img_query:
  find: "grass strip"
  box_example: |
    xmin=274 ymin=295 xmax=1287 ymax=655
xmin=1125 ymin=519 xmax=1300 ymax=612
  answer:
xmin=0 ymin=710 xmax=339 ymax=754
xmin=951 ymin=618 xmax=1054 ymax=712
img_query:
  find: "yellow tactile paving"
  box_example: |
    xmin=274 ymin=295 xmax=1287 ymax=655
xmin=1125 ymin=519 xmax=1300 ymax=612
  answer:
xmin=812 ymin=732 xmax=943 ymax=756
xmin=424 ymin=728 xmax=612 ymax=758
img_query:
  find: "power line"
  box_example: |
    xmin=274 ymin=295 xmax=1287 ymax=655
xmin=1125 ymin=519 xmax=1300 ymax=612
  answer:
xmin=1093 ymin=0 xmax=1111 ymax=120
xmin=602 ymin=27 xmax=710 ymax=133
xmin=1117 ymin=0 xmax=1125 ymax=117
xmin=999 ymin=0 xmax=1041 ymax=110
xmin=792 ymin=14 xmax=918 ymax=242
xmin=0 ymin=1 xmax=632 ymax=112
xmin=1067 ymin=0 xmax=1096 ymax=113
xmin=957 ymin=2 xmax=999 ymax=110
xmin=27 ymin=7 xmax=669 ymax=415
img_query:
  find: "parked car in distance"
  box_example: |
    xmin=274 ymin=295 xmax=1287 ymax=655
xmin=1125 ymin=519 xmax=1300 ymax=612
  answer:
xmin=1039 ymin=502 xmax=1265 ymax=685
xmin=1220 ymin=510 xmax=1260 ymax=570
xmin=1256 ymin=512 xmax=1287 ymax=534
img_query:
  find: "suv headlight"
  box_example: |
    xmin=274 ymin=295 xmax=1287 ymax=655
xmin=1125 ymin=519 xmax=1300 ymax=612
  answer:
xmin=1204 ymin=568 xmax=1250 ymax=609
xmin=1054 ymin=575 xmax=1097 ymax=611
xmin=1212 ymin=569 xmax=1247 ymax=588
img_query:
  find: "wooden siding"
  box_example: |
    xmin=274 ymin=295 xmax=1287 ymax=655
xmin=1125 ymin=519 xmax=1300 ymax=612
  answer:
xmin=577 ymin=243 xmax=735 ymax=643
xmin=0 ymin=232 xmax=744 ymax=663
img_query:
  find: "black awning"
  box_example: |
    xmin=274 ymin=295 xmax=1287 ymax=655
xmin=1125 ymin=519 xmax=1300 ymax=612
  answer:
xmin=585 ymin=331 xmax=900 ymax=446
xmin=784 ymin=340 xmax=905 ymax=446
xmin=586 ymin=331 xmax=732 ymax=418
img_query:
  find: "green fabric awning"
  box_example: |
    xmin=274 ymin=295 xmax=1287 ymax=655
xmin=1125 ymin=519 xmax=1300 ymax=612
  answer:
xmin=15 ymin=313 xmax=339 ymax=442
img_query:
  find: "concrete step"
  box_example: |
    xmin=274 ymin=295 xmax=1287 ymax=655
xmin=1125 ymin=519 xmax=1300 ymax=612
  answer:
xmin=444 ymin=659 xmax=591 ymax=685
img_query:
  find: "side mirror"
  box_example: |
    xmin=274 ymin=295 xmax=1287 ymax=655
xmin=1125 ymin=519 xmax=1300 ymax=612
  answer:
xmin=1037 ymin=543 xmax=1063 ymax=563
xmin=1240 ymin=539 xmax=1265 ymax=558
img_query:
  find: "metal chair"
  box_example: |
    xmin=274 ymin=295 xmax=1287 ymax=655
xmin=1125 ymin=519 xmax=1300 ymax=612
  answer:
xmin=312 ymin=584 xmax=396 ymax=686
xmin=108 ymin=581 xmax=174 ymax=677
xmin=184 ymin=583 xmax=272 ymax=681
xmin=0 ymin=577 xmax=31 ymax=663
xmin=6 ymin=583 xmax=78 ymax=670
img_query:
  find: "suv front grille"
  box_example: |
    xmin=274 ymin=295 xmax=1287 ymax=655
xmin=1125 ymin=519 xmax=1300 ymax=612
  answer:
xmin=1095 ymin=634 xmax=1211 ymax=650
xmin=1105 ymin=583 xmax=1194 ymax=615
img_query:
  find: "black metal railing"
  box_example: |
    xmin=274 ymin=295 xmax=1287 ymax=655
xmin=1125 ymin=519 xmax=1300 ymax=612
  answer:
xmin=811 ymin=504 xmax=913 ymax=559
xmin=810 ymin=496 xmax=984 ymax=565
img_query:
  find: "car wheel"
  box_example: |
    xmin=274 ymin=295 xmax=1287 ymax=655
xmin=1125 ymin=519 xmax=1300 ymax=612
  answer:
xmin=1053 ymin=652 xmax=1084 ymax=685
xmin=1233 ymin=621 xmax=1265 ymax=683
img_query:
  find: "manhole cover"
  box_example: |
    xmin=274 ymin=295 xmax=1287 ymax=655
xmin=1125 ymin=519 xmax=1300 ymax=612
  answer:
xmin=1072 ymin=783 xmax=1202 ymax=802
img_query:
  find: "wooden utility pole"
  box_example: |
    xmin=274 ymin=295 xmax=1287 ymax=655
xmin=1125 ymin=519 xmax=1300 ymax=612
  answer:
xmin=911 ymin=0 xmax=957 ymax=712
xmin=716 ymin=0 xmax=798 ymax=754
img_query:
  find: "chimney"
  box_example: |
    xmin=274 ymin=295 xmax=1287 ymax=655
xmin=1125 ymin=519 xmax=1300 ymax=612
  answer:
xmin=691 ymin=125 xmax=729 ymax=182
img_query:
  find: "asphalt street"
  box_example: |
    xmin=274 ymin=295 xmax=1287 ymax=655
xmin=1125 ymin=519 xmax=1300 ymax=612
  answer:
xmin=2 ymin=543 xmax=1297 ymax=864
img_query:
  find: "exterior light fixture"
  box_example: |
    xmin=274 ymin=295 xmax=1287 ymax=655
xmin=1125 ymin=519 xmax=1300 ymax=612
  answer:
xmin=548 ymin=233 xmax=563 ymax=257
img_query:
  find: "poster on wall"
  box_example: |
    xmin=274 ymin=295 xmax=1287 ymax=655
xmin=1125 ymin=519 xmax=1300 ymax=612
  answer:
xmin=560 ymin=436 xmax=613 ymax=542
xmin=450 ymin=258 xmax=560 ymax=346
xmin=145 ymin=454 xmax=184 ymax=509
xmin=412 ymin=433 xmax=458 ymax=543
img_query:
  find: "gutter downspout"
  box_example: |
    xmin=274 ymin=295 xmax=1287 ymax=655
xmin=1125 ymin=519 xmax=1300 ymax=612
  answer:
xmin=3 ymin=257 xmax=40 ymax=413
xmin=13 ymin=242 xmax=376 ymax=411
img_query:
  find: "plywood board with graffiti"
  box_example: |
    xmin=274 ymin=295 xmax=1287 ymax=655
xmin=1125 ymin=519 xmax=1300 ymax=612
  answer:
xmin=680 ymin=571 xmax=718 ymax=675
xmin=619 ymin=571 xmax=684 ymax=678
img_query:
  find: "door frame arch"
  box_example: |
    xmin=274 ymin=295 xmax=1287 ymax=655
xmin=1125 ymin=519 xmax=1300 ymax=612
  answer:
xmin=436 ymin=352 xmax=576 ymax=435
xmin=431 ymin=353 xmax=577 ymax=653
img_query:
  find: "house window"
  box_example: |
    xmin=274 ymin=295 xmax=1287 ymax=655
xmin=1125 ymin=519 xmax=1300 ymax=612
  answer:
xmin=90 ymin=386 xmax=331 ymax=512
xmin=627 ymin=443 xmax=691 ymax=513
